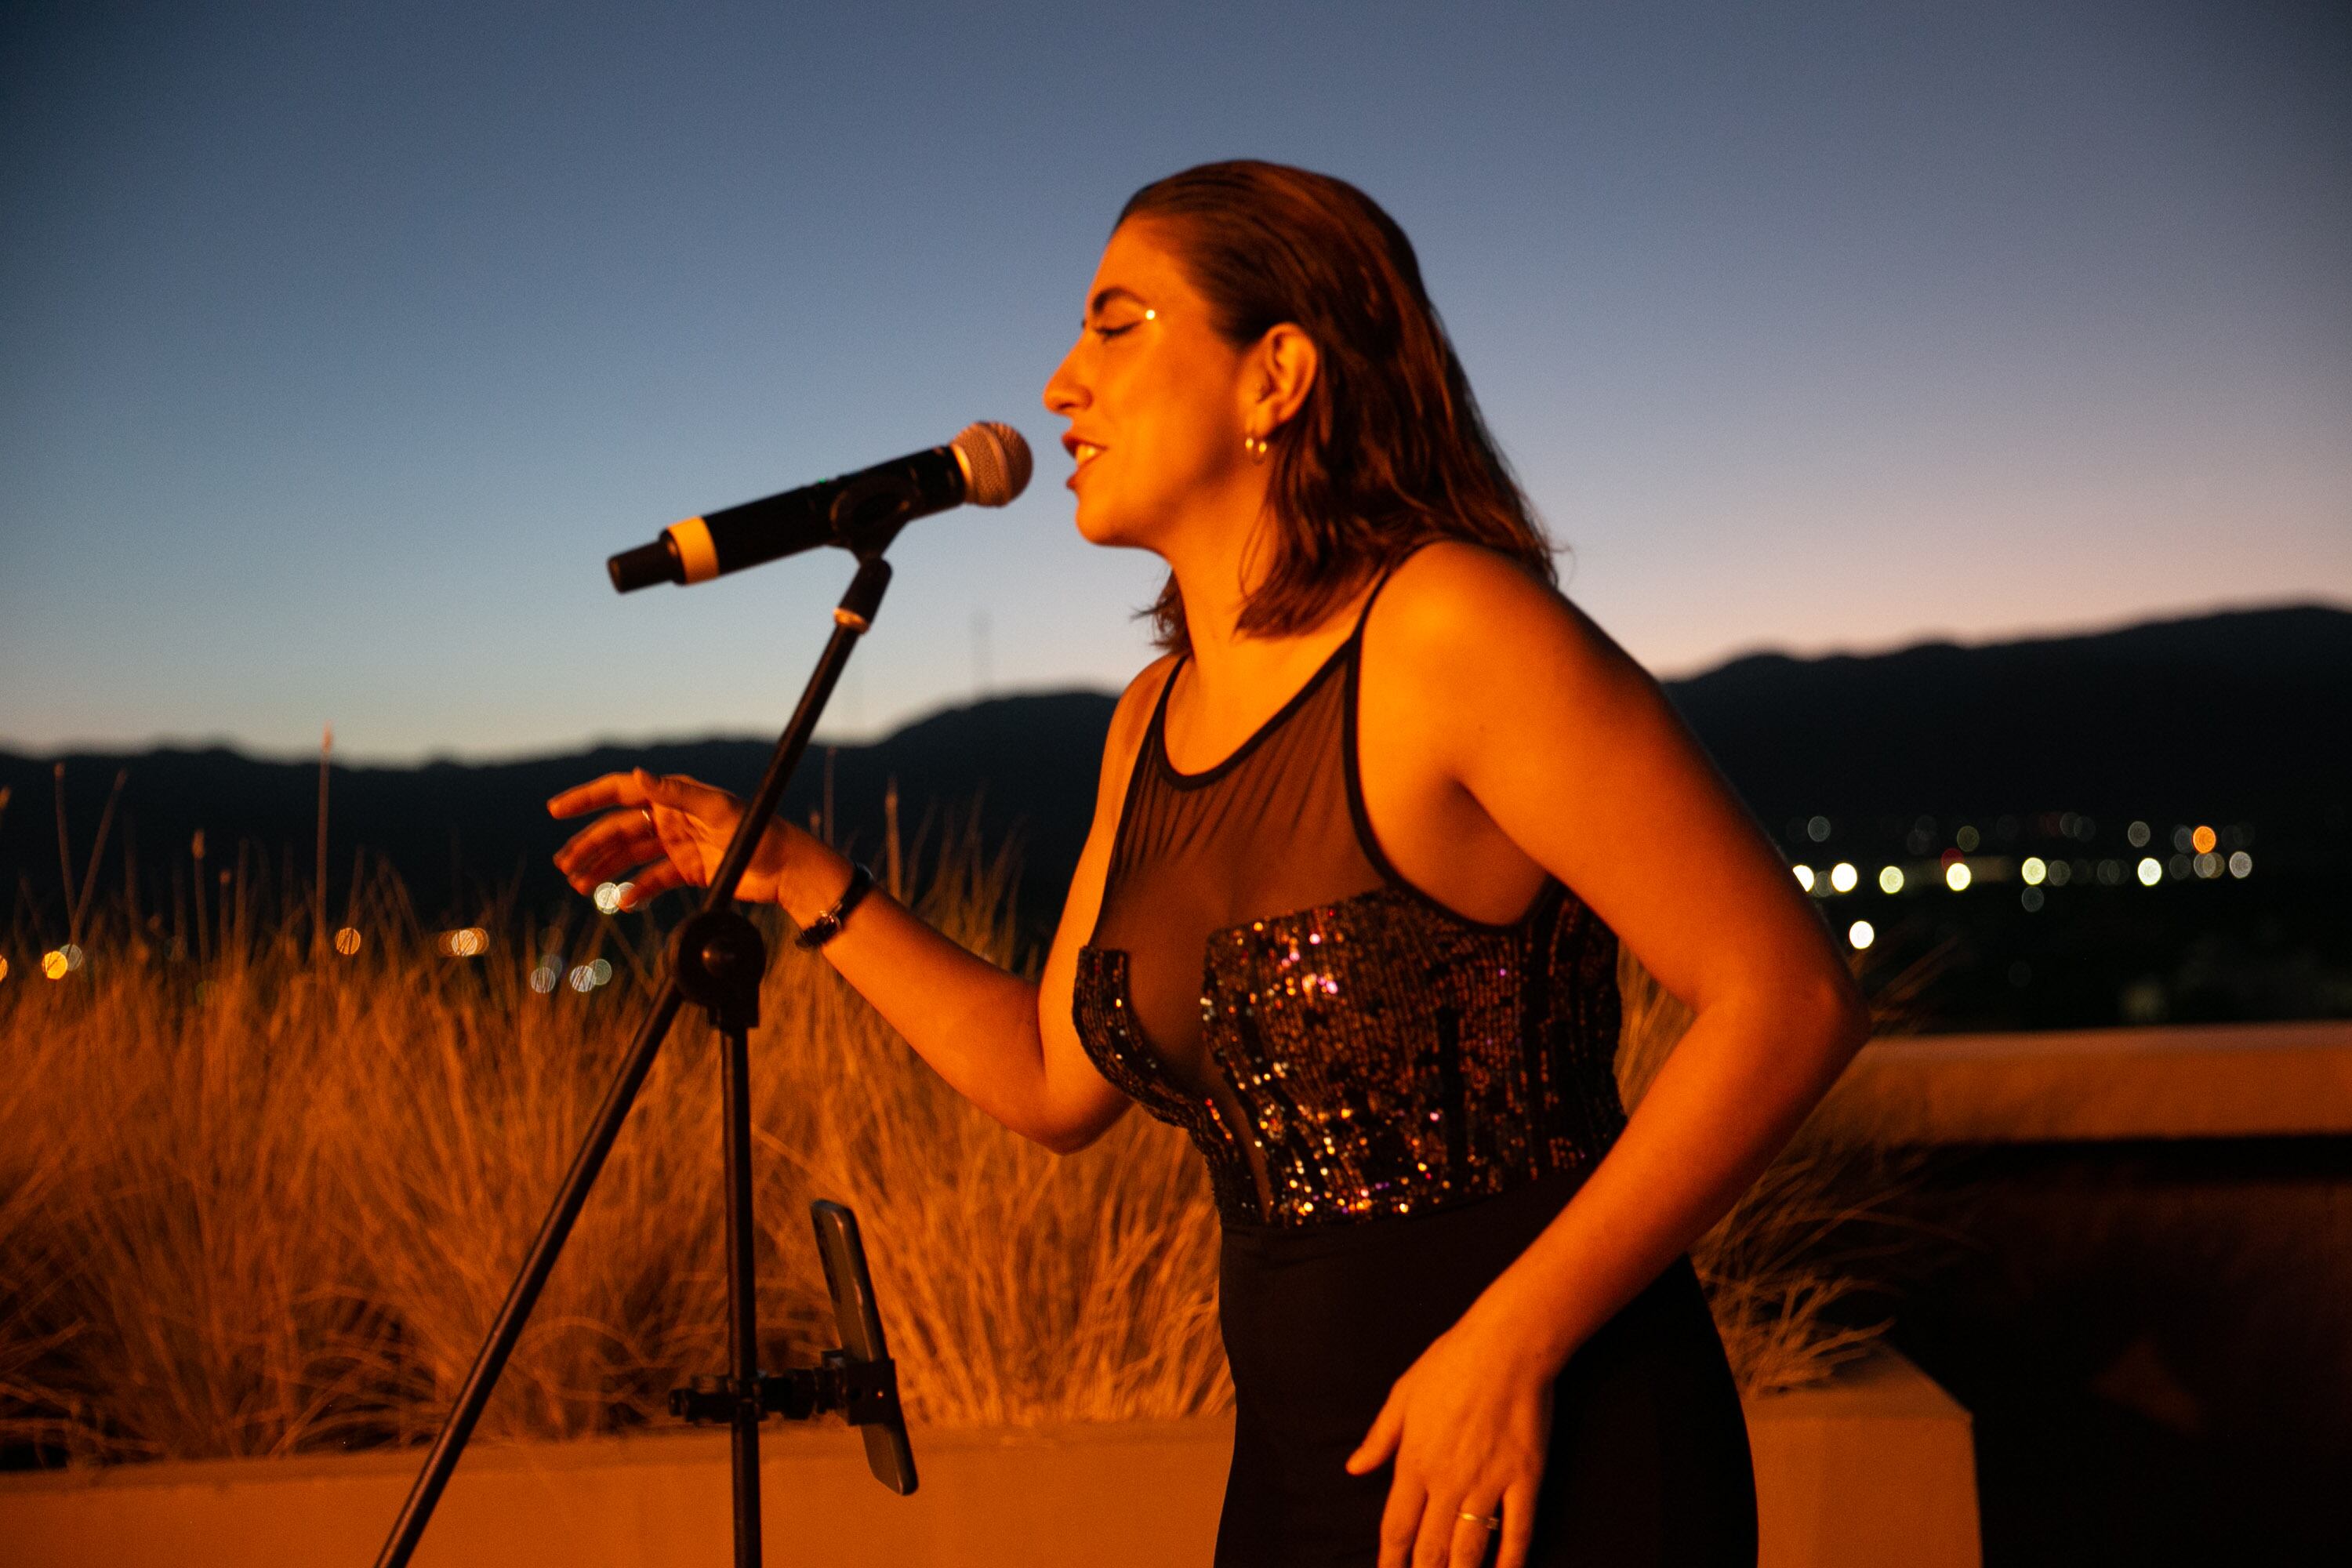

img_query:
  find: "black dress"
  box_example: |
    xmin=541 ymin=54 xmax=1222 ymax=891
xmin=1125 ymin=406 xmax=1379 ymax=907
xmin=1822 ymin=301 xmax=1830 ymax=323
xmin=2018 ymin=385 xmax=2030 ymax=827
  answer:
xmin=1070 ymin=564 xmax=1758 ymax=1566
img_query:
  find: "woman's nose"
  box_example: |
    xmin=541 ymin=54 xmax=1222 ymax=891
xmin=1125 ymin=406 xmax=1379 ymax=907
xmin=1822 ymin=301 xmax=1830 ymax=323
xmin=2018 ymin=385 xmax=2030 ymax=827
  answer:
xmin=1042 ymin=342 xmax=1087 ymax=416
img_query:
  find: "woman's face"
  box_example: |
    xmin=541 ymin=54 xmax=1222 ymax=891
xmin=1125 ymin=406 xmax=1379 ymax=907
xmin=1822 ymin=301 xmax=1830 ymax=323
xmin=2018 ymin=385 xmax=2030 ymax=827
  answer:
xmin=1042 ymin=220 xmax=1255 ymax=553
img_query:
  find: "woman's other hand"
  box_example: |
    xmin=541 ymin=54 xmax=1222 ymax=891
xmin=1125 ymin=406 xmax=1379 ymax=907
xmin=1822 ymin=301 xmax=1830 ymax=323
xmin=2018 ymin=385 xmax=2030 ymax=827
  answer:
xmin=1345 ymin=1300 xmax=1552 ymax=1568
xmin=548 ymin=768 xmax=806 ymax=911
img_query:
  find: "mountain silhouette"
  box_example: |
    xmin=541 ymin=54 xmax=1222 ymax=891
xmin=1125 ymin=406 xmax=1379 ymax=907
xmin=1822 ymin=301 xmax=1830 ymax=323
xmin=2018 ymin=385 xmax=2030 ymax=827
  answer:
xmin=1668 ymin=604 xmax=2350 ymax=839
xmin=3 ymin=692 xmax=1116 ymax=937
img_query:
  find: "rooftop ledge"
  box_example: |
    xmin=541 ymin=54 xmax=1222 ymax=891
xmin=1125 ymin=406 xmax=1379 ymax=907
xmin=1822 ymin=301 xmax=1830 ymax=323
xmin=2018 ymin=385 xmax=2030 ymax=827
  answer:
xmin=0 ymin=1346 xmax=1976 ymax=1568
xmin=1813 ymin=1019 xmax=2352 ymax=1145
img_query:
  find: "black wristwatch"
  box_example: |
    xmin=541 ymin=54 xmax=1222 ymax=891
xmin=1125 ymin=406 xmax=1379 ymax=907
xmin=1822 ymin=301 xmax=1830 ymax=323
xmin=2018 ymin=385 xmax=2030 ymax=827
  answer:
xmin=794 ymin=861 xmax=875 ymax=949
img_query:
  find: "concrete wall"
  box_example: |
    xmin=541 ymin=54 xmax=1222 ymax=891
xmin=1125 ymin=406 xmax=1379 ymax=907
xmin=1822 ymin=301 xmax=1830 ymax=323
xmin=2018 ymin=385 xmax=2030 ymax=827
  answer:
xmin=1807 ymin=1019 xmax=2352 ymax=1565
xmin=0 ymin=1345 xmax=1974 ymax=1568
xmin=1747 ymin=1348 xmax=1979 ymax=1568
xmin=1812 ymin=1019 xmax=2352 ymax=1145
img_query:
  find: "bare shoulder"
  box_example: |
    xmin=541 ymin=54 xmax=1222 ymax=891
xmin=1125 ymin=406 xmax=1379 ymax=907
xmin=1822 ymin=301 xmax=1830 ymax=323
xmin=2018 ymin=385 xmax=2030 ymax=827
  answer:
xmin=1370 ymin=540 xmax=1641 ymax=693
xmin=1044 ymin=652 xmax=1181 ymax=982
xmin=1091 ymin=652 xmax=1180 ymax=801
xmin=1107 ymin=652 xmax=1179 ymax=752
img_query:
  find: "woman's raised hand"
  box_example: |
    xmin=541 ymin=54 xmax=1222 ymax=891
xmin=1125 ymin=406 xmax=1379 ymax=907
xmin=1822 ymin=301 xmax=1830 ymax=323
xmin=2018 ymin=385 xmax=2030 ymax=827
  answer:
xmin=548 ymin=768 xmax=808 ymax=912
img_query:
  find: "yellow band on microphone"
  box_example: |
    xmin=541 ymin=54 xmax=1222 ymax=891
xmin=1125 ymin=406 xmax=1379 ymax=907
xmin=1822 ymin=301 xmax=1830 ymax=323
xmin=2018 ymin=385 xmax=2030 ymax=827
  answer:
xmin=666 ymin=516 xmax=719 ymax=584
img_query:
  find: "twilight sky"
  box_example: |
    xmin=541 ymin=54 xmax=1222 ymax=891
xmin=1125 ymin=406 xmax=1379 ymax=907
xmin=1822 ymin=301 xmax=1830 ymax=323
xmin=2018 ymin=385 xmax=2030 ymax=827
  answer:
xmin=4 ymin=0 xmax=2347 ymax=763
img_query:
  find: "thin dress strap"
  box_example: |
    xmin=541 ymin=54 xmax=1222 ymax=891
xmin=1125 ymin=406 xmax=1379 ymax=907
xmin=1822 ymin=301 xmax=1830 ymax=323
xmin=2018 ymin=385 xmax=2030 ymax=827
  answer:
xmin=1346 ymin=554 xmax=1416 ymax=648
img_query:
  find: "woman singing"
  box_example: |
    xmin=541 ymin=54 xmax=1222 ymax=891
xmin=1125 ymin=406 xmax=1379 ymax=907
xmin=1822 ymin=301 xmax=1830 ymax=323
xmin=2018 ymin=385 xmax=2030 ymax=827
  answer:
xmin=550 ymin=161 xmax=1867 ymax=1568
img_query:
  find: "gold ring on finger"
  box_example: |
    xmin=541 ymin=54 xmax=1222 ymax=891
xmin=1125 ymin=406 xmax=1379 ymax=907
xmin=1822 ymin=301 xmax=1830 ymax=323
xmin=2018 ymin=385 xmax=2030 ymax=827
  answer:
xmin=1458 ymin=1509 xmax=1501 ymax=1530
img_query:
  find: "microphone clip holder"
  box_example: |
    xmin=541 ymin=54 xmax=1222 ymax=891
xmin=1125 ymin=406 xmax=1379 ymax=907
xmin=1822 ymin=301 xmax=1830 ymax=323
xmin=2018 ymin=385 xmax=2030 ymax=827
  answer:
xmin=669 ymin=1353 xmax=906 ymax=1429
xmin=826 ymin=476 xmax=921 ymax=557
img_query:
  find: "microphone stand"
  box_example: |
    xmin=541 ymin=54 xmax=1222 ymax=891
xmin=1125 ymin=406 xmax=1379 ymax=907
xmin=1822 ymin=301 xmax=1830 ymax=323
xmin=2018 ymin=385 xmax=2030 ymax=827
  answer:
xmin=376 ymin=540 xmax=909 ymax=1568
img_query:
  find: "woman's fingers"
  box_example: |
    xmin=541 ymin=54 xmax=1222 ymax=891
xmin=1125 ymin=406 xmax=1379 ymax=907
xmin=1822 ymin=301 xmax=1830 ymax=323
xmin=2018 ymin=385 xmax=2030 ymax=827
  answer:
xmin=554 ymin=811 xmax=661 ymax=891
xmin=546 ymin=771 xmax=647 ymax=820
xmin=548 ymin=766 xmax=777 ymax=909
xmin=1377 ymin=1468 xmax=1428 ymax=1568
xmin=635 ymin=768 xmax=741 ymax=821
xmin=615 ymin=860 xmax=692 ymax=909
xmin=1386 ymin=1464 xmax=1520 ymax=1568
xmin=1493 ymin=1482 xmax=1534 ymax=1568
xmin=550 ymin=768 xmax=752 ymax=900
xmin=645 ymin=799 xmax=717 ymax=873
xmin=1346 ymin=1388 xmax=1404 ymax=1475
xmin=1445 ymin=1492 xmax=1504 ymax=1568
xmin=554 ymin=800 xmax=652 ymax=860
xmin=550 ymin=769 xmax=739 ymax=826
xmin=1410 ymin=1483 xmax=1467 ymax=1568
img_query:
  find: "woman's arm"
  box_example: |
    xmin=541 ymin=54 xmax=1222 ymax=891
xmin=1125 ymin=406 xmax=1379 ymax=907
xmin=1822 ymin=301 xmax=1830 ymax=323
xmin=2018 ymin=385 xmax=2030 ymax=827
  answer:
xmin=1385 ymin=543 xmax=1868 ymax=1356
xmin=547 ymin=659 xmax=1177 ymax=1153
xmin=1344 ymin=543 xmax=1869 ymax=1568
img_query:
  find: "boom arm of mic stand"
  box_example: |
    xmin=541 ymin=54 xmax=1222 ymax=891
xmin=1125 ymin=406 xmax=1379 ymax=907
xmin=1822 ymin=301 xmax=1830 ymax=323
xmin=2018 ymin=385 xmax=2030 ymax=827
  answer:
xmin=702 ymin=556 xmax=891 ymax=907
xmin=374 ymin=552 xmax=896 ymax=1568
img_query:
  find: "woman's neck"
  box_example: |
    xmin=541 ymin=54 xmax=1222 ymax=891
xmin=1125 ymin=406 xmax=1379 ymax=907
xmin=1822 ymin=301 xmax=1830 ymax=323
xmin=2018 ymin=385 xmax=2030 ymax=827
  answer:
xmin=1160 ymin=521 xmax=1370 ymax=735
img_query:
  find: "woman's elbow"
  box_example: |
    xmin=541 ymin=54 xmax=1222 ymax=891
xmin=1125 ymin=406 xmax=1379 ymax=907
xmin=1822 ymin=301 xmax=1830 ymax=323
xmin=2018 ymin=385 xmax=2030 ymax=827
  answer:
xmin=1723 ymin=948 xmax=1869 ymax=1059
xmin=1806 ymin=966 xmax=1873 ymax=1065
xmin=1035 ymin=1125 xmax=1102 ymax=1157
xmin=1025 ymin=1101 xmax=1127 ymax=1156
xmin=1737 ymin=959 xmax=1869 ymax=1074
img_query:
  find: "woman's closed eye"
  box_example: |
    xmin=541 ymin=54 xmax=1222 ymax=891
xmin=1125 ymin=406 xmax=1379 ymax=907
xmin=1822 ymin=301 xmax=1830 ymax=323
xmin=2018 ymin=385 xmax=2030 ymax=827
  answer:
xmin=1088 ymin=307 xmax=1155 ymax=340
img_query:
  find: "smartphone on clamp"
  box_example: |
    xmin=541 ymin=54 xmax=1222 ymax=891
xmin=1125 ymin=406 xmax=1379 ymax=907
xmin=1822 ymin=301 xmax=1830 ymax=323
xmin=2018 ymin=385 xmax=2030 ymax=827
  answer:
xmin=811 ymin=1200 xmax=918 ymax=1494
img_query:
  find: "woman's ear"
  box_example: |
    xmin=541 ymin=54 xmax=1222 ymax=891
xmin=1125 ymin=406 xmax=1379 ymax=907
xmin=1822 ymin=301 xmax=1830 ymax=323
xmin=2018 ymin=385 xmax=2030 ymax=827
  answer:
xmin=1249 ymin=323 xmax=1320 ymax=434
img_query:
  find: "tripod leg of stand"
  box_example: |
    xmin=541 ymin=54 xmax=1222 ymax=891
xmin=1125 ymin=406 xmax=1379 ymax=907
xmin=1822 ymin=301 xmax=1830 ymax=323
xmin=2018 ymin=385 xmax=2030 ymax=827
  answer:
xmin=375 ymin=987 xmax=689 ymax=1567
xmin=722 ymin=1016 xmax=764 ymax=1568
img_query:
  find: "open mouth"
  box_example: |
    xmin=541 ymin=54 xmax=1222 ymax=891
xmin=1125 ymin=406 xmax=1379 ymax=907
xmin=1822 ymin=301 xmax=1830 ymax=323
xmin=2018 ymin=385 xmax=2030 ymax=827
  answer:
xmin=1072 ymin=441 xmax=1103 ymax=469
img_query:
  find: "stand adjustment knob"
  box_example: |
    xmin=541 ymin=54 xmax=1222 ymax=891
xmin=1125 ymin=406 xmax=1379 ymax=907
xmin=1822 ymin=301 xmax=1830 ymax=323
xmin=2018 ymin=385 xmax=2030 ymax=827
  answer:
xmin=670 ymin=909 xmax=767 ymax=1030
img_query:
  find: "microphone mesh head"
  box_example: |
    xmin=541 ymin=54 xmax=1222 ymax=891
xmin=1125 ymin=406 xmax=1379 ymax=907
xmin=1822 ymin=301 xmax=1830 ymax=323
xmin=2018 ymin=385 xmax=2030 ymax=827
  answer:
xmin=952 ymin=422 xmax=1032 ymax=506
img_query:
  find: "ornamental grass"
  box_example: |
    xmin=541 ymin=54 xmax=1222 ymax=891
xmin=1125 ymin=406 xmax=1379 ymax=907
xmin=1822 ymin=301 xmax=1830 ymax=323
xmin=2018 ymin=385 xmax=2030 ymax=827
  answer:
xmin=2 ymin=808 xmax=1907 ymax=1465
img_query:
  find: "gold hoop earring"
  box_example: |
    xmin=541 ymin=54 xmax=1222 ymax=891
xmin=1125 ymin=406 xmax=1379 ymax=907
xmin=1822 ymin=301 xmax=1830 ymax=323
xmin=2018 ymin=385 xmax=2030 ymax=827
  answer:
xmin=1244 ymin=433 xmax=1269 ymax=463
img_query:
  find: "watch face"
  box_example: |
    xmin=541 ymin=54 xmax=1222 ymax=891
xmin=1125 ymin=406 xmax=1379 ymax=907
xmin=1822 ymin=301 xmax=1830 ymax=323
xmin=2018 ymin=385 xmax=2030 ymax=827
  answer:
xmin=798 ymin=863 xmax=873 ymax=948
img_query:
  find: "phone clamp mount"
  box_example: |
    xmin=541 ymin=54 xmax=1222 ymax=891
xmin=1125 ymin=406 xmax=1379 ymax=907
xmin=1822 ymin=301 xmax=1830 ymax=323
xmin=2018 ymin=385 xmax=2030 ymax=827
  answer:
xmin=670 ymin=1351 xmax=905 ymax=1428
xmin=376 ymin=546 xmax=919 ymax=1568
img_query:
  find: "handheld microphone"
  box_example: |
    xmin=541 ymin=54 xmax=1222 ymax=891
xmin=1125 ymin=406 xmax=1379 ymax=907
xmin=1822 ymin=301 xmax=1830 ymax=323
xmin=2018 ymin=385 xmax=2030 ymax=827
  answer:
xmin=608 ymin=422 xmax=1032 ymax=592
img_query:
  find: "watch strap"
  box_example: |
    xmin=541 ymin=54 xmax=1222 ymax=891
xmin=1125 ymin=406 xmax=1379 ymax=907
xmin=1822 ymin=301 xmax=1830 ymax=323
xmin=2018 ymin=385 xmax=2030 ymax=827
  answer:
xmin=795 ymin=861 xmax=875 ymax=949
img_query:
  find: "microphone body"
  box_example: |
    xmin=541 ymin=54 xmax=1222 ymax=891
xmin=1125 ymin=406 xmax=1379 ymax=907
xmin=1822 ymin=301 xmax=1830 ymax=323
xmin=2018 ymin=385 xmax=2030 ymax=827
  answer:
xmin=608 ymin=422 xmax=1029 ymax=592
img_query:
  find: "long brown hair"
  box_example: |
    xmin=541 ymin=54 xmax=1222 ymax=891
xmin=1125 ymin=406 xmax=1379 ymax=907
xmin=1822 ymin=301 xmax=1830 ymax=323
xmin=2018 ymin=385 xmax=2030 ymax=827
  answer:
xmin=1117 ymin=160 xmax=1555 ymax=652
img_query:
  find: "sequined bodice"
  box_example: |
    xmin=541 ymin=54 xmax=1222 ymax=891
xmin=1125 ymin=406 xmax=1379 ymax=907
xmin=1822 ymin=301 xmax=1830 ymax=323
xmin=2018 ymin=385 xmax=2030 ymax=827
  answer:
xmin=1076 ymin=884 xmax=1624 ymax=1227
xmin=1072 ymin=575 xmax=1628 ymax=1229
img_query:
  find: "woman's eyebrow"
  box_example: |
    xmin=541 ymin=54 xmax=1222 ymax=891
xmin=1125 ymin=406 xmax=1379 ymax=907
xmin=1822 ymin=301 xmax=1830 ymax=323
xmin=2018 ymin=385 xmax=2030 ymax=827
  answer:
xmin=1087 ymin=285 xmax=1149 ymax=318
